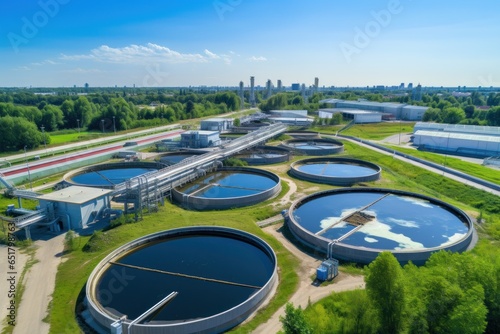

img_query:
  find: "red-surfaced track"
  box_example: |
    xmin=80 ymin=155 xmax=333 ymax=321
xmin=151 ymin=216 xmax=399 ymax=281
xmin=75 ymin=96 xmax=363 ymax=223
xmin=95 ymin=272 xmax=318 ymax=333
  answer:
xmin=3 ymin=130 xmax=183 ymax=177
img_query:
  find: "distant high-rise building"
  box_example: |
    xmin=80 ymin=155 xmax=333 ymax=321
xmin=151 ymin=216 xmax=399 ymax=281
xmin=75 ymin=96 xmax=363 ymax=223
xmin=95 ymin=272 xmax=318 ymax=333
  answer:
xmin=250 ymin=76 xmax=256 ymax=108
xmin=400 ymin=82 xmax=405 ymax=89
xmin=408 ymin=83 xmax=413 ymax=89
xmin=291 ymin=83 xmax=300 ymax=91
xmin=301 ymin=83 xmax=307 ymax=103
xmin=265 ymin=79 xmax=273 ymax=99
xmin=314 ymin=77 xmax=319 ymax=92
xmin=277 ymin=80 xmax=282 ymax=92
xmin=239 ymin=81 xmax=244 ymax=109
xmin=84 ymin=83 xmax=89 ymax=92
xmin=412 ymin=83 xmax=422 ymax=101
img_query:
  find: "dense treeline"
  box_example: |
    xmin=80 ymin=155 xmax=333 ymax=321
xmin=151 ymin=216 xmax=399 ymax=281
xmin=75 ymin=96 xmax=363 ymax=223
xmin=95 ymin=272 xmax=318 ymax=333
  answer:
xmin=282 ymin=250 xmax=499 ymax=334
xmin=0 ymin=91 xmax=240 ymax=152
xmin=1 ymin=87 xmax=499 ymax=152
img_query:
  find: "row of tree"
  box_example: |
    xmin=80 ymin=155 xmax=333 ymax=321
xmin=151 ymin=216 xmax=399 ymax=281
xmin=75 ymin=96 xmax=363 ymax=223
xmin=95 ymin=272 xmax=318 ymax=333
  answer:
xmin=281 ymin=250 xmax=499 ymax=334
xmin=0 ymin=91 xmax=241 ymax=151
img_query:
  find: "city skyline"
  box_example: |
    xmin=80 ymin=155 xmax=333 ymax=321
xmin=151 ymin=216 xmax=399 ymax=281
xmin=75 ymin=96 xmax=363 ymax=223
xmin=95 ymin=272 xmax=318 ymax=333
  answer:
xmin=1 ymin=0 xmax=499 ymax=88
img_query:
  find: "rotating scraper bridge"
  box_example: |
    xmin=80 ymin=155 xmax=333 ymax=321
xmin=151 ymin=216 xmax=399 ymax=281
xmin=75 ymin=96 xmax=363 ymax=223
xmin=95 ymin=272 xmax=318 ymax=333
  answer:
xmin=2 ymin=124 xmax=287 ymax=231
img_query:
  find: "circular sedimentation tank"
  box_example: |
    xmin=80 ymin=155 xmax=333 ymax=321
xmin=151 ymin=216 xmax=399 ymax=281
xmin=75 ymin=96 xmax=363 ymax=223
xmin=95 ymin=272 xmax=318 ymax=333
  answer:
xmin=287 ymin=188 xmax=473 ymax=265
xmin=290 ymin=157 xmax=381 ymax=186
xmin=159 ymin=151 xmax=204 ymax=166
xmin=64 ymin=162 xmax=163 ymax=189
xmin=172 ymin=167 xmax=281 ymax=210
xmin=233 ymin=145 xmax=291 ymax=165
xmin=85 ymin=226 xmax=278 ymax=334
xmin=280 ymin=137 xmax=344 ymax=156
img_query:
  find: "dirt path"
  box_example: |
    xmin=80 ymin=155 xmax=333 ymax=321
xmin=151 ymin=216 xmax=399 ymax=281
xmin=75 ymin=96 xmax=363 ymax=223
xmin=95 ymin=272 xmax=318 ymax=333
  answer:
xmin=254 ymin=224 xmax=365 ymax=334
xmin=13 ymin=233 xmax=65 ymax=334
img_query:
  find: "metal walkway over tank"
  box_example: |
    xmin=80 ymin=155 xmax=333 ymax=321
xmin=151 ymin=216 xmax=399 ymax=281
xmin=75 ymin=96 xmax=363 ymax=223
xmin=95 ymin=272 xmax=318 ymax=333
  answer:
xmin=112 ymin=123 xmax=287 ymax=214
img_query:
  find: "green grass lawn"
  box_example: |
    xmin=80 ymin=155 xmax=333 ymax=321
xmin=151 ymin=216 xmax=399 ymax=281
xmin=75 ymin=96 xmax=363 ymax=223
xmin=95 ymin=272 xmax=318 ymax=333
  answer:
xmin=341 ymin=122 xmax=415 ymax=140
xmin=48 ymin=131 xmax=103 ymax=145
xmin=382 ymin=145 xmax=500 ymax=185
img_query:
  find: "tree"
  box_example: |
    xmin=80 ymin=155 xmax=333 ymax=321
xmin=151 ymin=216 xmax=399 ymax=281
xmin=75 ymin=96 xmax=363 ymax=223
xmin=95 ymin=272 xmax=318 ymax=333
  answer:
xmin=233 ymin=118 xmax=241 ymax=126
xmin=365 ymin=252 xmax=406 ymax=334
xmin=280 ymin=303 xmax=312 ymax=334
xmin=442 ymin=107 xmax=465 ymax=124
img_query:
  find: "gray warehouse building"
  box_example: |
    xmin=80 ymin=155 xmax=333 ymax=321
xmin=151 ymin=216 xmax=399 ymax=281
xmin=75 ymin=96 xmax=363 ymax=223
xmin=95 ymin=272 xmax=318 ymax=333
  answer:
xmin=180 ymin=130 xmax=221 ymax=148
xmin=413 ymin=130 xmax=500 ymax=157
xmin=320 ymin=99 xmax=428 ymax=121
xmin=37 ymin=186 xmax=113 ymax=230
xmin=200 ymin=118 xmax=233 ymax=131
xmin=319 ymin=108 xmax=382 ymax=123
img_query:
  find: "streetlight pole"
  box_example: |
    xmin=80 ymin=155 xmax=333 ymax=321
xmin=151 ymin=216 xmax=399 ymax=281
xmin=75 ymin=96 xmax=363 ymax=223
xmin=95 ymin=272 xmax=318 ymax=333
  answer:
xmin=23 ymin=145 xmax=32 ymax=190
xmin=41 ymin=125 xmax=47 ymax=154
xmin=101 ymin=119 xmax=105 ymax=133
xmin=113 ymin=116 xmax=116 ymax=134
xmin=77 ymin=119 xmax=80 ymax=133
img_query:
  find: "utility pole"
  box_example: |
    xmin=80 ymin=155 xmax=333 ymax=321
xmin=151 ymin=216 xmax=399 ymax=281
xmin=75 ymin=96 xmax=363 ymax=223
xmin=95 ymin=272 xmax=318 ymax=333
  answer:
xmin=41 ymin=125 xmax=47 ymax=154
xmin=23 ymin=146 xmax=32 ymax=190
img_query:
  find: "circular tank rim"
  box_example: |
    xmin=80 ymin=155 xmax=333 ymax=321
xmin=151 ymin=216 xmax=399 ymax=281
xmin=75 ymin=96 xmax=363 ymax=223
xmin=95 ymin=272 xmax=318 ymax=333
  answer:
xmin=280 ymin=137 xmax=344 ymax=156
xmin=287 ymin=187 xmax=474 ymax=264
xmin=158 ymin=151 xmax=205 ymax=166
xmin=290 ymin=157 xmax=381 ymax=186
xmin=85 ymin=226 xmax=278 ymax=333
xmin=234 ymin=145 xmax=291 ymax=165
xmin=172 ymin=166 xmax=282 ymax=210
xmin=63 ymin=162 xmax=164 ymax=189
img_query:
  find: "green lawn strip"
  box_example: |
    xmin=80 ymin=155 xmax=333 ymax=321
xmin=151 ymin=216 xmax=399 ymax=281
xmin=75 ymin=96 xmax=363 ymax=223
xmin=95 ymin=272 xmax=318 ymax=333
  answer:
xmin=381 ymin=145 xmax=500 ymax=185
xmin=339 ymin=122 xmax=415 ymax=140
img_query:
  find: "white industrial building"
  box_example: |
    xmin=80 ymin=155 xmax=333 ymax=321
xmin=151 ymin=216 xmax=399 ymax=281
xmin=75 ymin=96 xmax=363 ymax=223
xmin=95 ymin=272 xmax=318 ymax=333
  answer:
xmin=319 ymin=108 xmax=382 ymax=123
xmin=414 ymin=122 xmax=500 ymax=137
xmin=200 ymin=118 xmax=233 ymax=131
xmin=267 ymin=110 xmax=313 ymax=126
xmin=180 ymin=130 xmax=221 ymax=148
xmin=37 ymin=186 xmax=113 ymax=230
xmin=269 ymin=110 xmax=308 ymax=118
xmin=320 ymin=99 xmax=428 ymax=121
xmin=413 ymin=130 xmax=500 ymax=157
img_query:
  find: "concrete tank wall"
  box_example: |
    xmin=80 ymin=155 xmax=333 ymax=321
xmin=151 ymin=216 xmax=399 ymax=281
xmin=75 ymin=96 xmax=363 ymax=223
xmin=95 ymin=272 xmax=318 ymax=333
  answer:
xmin=289 ymin=157 xmax=381 ymax=186
xmin=85 ymin=226 xmax=278 ymax=334
xmin=287 ymin=188 xmax=474 ymax=265
xmin=64 ymin=162 xmax=165 ymax=188
xmin=172 ymin=167 xmax=281 ymax=210
xmin=280 ymin=138 xmax=344 ymax=156
xmin=237 ymin=146 xmax=291 ymax=165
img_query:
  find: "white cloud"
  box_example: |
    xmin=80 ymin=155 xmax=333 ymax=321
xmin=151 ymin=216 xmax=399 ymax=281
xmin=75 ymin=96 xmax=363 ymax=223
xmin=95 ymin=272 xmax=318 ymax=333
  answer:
xmin=204 ymin=49 xmax=220 ymax=59
xmin=59 ymin=43 xmax=233 ymax=65
xmin=64 ymin=68 xmax=102 ymax=74
xmin=31 ymin=59 xmax=60 ymax=66
xmin=248 ymin=56 xmax=267 ymax=62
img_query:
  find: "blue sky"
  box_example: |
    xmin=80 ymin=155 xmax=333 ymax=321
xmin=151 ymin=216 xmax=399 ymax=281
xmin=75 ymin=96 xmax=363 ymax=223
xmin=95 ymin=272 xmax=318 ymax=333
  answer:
xmin=1 ymin=0 xmax=499 ymax=88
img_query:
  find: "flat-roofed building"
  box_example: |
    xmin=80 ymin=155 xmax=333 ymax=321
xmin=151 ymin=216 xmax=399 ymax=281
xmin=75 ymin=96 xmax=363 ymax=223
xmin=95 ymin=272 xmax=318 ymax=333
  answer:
xmin=319 ymin=108 xmax=382 ymax=123
xmin=200 ymin=118 xmax=233 ymax=131
xmin=38 ymin=186 xmax=113 ymax=230
xmin=413 ymin=130 xmax=500 ymax=157
xmin=180 ymin=130 xmax=221 ymax=148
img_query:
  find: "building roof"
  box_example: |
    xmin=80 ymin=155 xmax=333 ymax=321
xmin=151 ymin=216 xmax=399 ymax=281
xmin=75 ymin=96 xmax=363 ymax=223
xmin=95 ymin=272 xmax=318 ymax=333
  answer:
xmin=38 ymin=186 xmax=113 ymax=205
xmin=202 ymin=117 xmax=233 ymax=122
xmin=414 ymin=122 xmax=500 ymax=136
xmin=182 ymin=130 xmax=219 ymax=135
xmin=320 ymin=108 xmax=381 ymax=115
xmin=414 ymin=130 xmax=500 ymax=143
